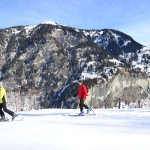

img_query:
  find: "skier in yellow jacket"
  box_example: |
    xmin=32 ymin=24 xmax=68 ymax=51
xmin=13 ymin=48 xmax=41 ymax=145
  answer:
xmin=0 ymin=81 xmax=18 ymax=121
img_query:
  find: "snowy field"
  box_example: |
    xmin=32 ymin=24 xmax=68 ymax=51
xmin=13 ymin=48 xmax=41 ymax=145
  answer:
xmin=1 ymin=108 xmax=150 ymax=150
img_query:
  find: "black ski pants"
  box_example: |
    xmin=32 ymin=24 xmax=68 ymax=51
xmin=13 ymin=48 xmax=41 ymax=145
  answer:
xmin=0 ymin=97 xmax=14 ymax=117
xmin=79 ymin=99 xmax=88 ymax=111
xmin=0 ymin=105 xmax=5 ymax=117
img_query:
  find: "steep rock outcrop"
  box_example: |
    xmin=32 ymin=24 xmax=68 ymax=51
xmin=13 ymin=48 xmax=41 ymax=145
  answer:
xmin=87 ymin=72 xmax=148 ymax=108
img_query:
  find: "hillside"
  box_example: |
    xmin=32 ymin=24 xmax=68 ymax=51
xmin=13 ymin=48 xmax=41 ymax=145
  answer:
xmin=0 ymin=21 xmax=150 ymax=110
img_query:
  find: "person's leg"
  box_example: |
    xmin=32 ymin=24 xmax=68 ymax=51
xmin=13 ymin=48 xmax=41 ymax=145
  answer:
xmin=79 ymin=99 xmax=88 ymax=113
xmin=2 ymin=101 xmax=14 ymax=117
xmin=81 ymin=100 xmax=88 ymax=109
xmin=79 ymin=99 xmax=84 ymax=112
xmin=0 ymin=104 xmax=5 ymax=117
xmin=80 ymin=100 xmax=91 ymax=114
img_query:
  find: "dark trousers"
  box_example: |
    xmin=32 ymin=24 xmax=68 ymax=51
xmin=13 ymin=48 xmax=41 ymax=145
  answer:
xmin=0 ymin=105 xmax=5 ymax=117
xmin=79 ymin=99 xmax=88 ymax=111
xmin=0 ymin=99 xmax=14 ymax=117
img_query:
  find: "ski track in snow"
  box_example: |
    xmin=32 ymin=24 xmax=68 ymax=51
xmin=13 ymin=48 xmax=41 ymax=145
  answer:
xmin=1 ymin=108 xmax=150 ymax=150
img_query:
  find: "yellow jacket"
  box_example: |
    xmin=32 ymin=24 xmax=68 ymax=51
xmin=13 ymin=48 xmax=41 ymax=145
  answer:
xmin=0 ymin=86 xmax=8 ymax=104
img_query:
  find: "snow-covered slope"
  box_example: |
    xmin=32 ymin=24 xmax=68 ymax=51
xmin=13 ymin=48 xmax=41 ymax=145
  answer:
xmin=1 ymin=108 xmax=150 ymax=150
xmin=132 ymin=47 xmax=150 ymax=74
xmin=83 ymin=29 xmax=144 ymax=55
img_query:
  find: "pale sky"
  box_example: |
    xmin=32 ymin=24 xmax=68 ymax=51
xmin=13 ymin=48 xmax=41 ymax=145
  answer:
xmin=0 ymin=0 xmax=150 ymax=48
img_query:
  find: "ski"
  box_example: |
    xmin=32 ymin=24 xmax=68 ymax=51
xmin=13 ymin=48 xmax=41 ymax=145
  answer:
xmin=12 ymin=118 xmax=24 ymax=121
xmin=0 ymin=118 xmax=24 ymax=122
xmin=70 ymin=106 xmax=96 ymax=117
xmin=0 ymin=119 xmax=9 ymax=122
xmin=0 ymin=115 xmax=24 ymax=122
xmin=12 ymin=114 xmax=24 ymax=121
xmin=0 ymin=117 xmax=9 ymax=122
xmin=12 ymin=114 xmax=19 ymax=121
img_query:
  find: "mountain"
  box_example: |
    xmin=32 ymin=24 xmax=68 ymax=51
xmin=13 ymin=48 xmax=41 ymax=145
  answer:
xmin=0 ymin=21 xmax=150 ymax=110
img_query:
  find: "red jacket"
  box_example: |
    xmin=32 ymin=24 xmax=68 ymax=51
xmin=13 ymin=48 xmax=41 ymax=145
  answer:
xmin=77 ymin=83 xmax=88 ymax=100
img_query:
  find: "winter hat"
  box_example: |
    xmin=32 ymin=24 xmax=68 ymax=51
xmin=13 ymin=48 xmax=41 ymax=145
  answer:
xmin=78 ymin=78 xmax=84 ymax=83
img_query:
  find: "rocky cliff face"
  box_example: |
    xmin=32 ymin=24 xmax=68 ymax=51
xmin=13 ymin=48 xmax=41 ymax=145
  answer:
xmin=0 ymin=21 xmax=150 ymax=110
xmin=87 ymin=71 xmax=149 ymax=108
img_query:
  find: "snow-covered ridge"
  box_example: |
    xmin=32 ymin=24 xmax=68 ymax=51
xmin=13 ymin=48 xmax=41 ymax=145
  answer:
xmin=41 ymin=21 xmax=58 ymax=25
xmin=11 ymin=21 xmax=59 ymax=36
xmin=24 ymin=25 xmax=37 ymax=32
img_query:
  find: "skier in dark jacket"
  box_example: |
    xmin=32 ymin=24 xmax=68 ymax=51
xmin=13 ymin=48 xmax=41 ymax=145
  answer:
xmin=0 ymin=81 xmax=18 ymax=121
xmin=75 ymin=79 xmax=91 ymax=115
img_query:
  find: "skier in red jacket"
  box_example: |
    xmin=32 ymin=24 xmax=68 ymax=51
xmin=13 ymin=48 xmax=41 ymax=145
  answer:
xmin=76 ymin=79 xmax=91 ymax=115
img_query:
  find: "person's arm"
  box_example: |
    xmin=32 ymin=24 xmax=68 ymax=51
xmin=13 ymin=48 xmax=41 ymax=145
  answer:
xmin=3 ymin=89 xmax=7 ymax=102
xmin=74 ymin=85 xmax=79 ymax=97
